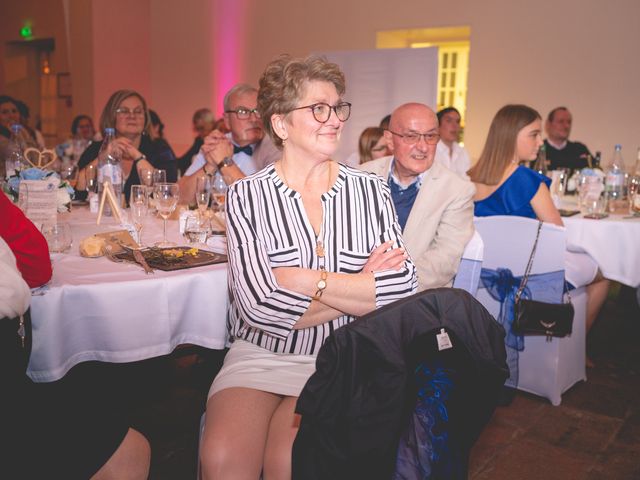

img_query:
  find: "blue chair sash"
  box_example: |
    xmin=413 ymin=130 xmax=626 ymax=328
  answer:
xmin=479 ymin=268 xmax=565 ymax=352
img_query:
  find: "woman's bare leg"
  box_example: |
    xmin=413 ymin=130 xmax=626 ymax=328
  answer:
xmin=200 ymin=387 xmax=282 ymax=480
xmin=585 ymin=273 xmax=610 ymax=367
xmin=91 ymin=428 xmax=150 ymax=480
xmin=263 ymin=396 xmax=300 ymax=480
xmin=586 ymin=275 xmax=610 ymax=333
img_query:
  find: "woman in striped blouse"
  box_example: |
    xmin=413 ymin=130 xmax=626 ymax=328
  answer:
xmin=200 ymin=55 xmax=417 ymax=480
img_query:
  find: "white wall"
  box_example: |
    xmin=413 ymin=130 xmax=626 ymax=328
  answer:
xmin=241 ymin=0 xmax=640 ymax=168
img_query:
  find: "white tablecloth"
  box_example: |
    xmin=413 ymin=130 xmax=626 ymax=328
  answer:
xmin=560 ymin=197 xmax=640 ymax=288
xmin=27 ymin=206 xmax=229 ymax=382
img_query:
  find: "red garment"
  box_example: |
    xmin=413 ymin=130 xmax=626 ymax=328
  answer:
xmin=0 ymin=193 xmax=52 ymax=287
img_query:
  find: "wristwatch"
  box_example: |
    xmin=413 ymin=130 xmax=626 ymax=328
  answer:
xmin=312 ymin=269 xmax=328 ymax=301
xmin=218 ymin=156 xmax=235 ymax=168
xmin=204 ymin=156 xmax=235 ymax=176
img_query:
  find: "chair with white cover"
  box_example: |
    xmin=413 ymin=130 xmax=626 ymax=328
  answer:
xmin=474 ymin=216 xmax=587 ymax=406
xmin=453 ymin=230 xmax=483 ymax=296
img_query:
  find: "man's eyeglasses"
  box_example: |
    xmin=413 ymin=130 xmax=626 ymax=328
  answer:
xmin=387 ymin=130 xmax=439 ymax=145
xmin=225 ymin=108 xmax=261 ymax=120
xmin=116 ymin=108 xmax=145 ymax=117
xmin=289 ymin=102 xmax=351 ymax=123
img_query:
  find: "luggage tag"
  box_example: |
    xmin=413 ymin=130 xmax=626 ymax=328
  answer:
xmin=436 ymin=328 xmax=453 ymax=351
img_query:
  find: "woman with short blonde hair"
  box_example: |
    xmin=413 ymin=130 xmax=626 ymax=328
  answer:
xmin=200 ymin=55 xmax=417 ymax=479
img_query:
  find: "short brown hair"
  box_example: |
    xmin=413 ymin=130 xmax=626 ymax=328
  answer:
xmin=99 ymin=89 xmax=151 ymax=136
xmin=358 ymin=127 xmax=385 ymax=164
xmin=257 ymin=54 xmax=345 ymax=148
xmin=468 ymin=104 xmax=541 ymax=185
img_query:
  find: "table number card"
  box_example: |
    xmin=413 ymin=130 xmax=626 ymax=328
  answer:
xmin=20 ymin=179 xmax=58 ymax=225
xmin=96 ymin=181 xmax=123 ymax=224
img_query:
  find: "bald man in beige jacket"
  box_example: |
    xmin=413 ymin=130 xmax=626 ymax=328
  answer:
xmin=361 ymin=103 xmax=475 ymax=291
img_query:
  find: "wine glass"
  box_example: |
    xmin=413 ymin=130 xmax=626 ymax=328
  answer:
xmin=85 ymin=164 xmax=98 ymax=193
xmin=195 ymin=175 xmax=211 ymax=218
xmin=152 ymin=169 xmax=167 ymax=184
xmin=60 ymin=163 xmax=78 ymax=188
xmin=153 ymin=182 xmax=179 ymax=247
xmin=140 ymin=168 xmax=154 ymax=188
xmin=18 ymin=182 xmax=29 ymax=213
xmin=130 ymin=185 xmax=148 ymax=245
xmin=211 ymin=173 xmax=228 ymax=213
xmin=628 ymin=175 xmax=640 ymax=215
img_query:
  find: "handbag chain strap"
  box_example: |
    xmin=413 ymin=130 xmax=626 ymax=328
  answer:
xmin=515 ymin=221 xmax=571 ymax=304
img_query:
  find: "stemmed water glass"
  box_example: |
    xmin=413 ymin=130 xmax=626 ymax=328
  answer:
xmin=85 ymin=164 xmax=98 ymax=194
xmin=211 ymin=173 xmax=228 ymax=213
xmin=130 ymin=185 xmax=148 ymax=246
xmin=153 ymin=169 xmax=167 ymax=185
xmin=153 ymin=182 xmax=180 ymax=247
xmin=195 ymin=175 xmax=211 ymax=218
xmin=628 ymin=175 xmax=640 ymax=215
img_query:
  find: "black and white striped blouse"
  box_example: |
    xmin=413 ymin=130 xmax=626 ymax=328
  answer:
xmin=226 ymin=162 xmax=417 ymax=355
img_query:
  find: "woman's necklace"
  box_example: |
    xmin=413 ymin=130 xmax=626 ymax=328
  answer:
xmin=280 ymin=161 xmax=333 ymax=259
xmin=280 ymin=160 xmax=333 ymax=194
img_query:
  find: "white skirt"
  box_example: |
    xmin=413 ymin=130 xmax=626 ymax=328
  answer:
xmin=565 ymin=251 xmax=599 ymax=288
xmin=208 ymin=339 xmax=317 ymax=399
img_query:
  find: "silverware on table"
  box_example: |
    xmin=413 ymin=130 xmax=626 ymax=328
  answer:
xmin=132 ymin=248 xmax=154 ymax=274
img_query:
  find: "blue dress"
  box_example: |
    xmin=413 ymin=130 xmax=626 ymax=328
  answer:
xmin=474 ymin=166 xmax=597 ymax=289
xmin=474 ymin=166 xmax=550 ymax=218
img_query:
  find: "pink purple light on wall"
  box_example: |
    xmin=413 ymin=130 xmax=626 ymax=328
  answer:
xmin=213 ymin=0 xmax=249 ymax=115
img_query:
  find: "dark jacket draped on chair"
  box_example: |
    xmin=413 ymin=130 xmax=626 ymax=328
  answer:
xmin=293 ymin=288 xmax=508 ymax=480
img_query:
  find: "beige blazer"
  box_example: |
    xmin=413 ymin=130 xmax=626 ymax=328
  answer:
xmin=361 ymin=156 xmax=475 ymax=291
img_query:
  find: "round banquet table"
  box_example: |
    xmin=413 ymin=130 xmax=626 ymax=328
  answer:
xmin=27 ymin=205 xmax=229 ymax=382
xmin=559 ymin=196 xmax=640 ymax=288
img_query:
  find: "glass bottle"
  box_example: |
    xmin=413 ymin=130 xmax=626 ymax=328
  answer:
xmin=96 ymin=128 xmax=123 ymax=216
xmin=604 ymin=144 xmax=625 ymax=212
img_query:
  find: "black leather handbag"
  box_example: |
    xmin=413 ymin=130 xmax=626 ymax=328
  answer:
xmin=512 ymin=222 xmax=574 ymax=341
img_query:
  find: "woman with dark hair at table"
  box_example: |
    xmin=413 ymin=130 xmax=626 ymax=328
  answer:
xmin=199 ymin=54 xmax=417 ymax=479
xmin=0 ymin=194 xmax=151 ymax=480
xmin=76 ymin=89 xmax=177 ymax=200
xmin=469 ymin=104 xmax=609 ymax=367
xmin=148 ymin=109 xmax=177 ymax=166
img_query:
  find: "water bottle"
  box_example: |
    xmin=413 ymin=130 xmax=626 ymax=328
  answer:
xmin=5 ymin=124 xmax=26 ymax=177
xmin=96 ymin=128 xmax=123 ymax=216
xmin=604 ymin=144 xmax=625 ymax=212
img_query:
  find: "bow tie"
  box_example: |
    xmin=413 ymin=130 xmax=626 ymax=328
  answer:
xmin=234 ymin=145 xmax=253 ymax=156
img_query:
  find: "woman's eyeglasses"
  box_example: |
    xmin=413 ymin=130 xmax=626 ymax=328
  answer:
xmin=387 ymin=130 xmax=440 ymax=145
xmin=289 ymin=102 xmax=351 ymax=123
xmin=116 ymin=108 xmax=145 ymax=117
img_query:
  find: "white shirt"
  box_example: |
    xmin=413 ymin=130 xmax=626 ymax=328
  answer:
xmin=434 ymin=140 xmax=471 ymax=179
xmin=0 ymin=237 xmax=31 ymax=319
xmin=184 ymin=132 xmax=260 ymax=177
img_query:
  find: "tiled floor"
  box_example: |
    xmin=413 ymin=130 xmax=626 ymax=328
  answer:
xmin=60 ymin=285 xmax=640 ymax=479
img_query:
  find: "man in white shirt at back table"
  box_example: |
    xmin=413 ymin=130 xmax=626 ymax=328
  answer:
xmin=434 ymin=107 xmax=471 ymax=178
xmin=178 ymin=84 xmax=280 ymax=204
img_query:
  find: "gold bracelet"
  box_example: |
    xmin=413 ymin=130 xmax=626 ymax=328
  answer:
xmin=312 ymin=269 xmax=328 ymax=301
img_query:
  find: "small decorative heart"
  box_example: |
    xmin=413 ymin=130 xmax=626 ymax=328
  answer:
xmin=24 ymin=147 xmax=58 ymax=169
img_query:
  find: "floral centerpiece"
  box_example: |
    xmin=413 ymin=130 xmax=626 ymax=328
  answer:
xmin=3 ymin=167 xmax=75 ymax=212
